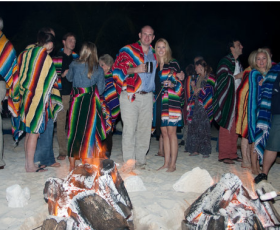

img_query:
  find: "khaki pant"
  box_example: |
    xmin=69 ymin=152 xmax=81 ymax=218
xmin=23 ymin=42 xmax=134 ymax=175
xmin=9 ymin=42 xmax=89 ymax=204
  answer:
xmin=120 ymin=91 xmax=153 ymax=166
xmin=57 ymin=95 xmax=70 ymax=156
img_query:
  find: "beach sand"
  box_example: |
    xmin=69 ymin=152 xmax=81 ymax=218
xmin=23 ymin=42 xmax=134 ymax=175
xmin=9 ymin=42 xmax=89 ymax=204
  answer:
xmin=1 ymin=123 xmax=280 ymax=230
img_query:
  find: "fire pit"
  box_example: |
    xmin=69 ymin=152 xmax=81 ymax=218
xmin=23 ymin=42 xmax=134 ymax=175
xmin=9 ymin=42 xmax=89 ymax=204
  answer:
xmin=42 ymin=159 xmax=133 ymax=230
xmin=182 ymin=173 xmax=280 ymax=229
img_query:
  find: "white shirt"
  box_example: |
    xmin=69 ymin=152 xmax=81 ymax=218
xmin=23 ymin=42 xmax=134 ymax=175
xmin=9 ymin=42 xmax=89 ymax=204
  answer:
xmin=234 ymin=60 xmax=241 ymax=90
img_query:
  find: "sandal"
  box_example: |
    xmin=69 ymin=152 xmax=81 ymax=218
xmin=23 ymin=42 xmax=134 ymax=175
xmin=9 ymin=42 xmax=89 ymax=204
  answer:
xmin=49 ymin=162 xmax=61 ymax=167
xmin=233 ymin=157 xmax=243 ymax=162
xmin=254 ymin=173 xmax=267 ymax=184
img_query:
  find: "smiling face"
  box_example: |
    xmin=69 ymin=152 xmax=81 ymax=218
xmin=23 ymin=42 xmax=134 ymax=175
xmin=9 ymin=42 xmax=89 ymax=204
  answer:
xmin=63 ymin=36 xmax=76 ymax=52
xmin=155 ymin=41 xmax=166 ymax=58
xmin=231 ymin=41 xmax=243 ymax=57
xmin=256 ymin=52 xmax=268 ymax=71
xmin=139 ymin=26 xmax=155 ymax=47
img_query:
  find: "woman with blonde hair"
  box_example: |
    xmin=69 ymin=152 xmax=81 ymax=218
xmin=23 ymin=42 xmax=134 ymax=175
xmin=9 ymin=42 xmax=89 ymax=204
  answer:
xmin=154 ymin=38 xmax=183 ymax=172
xmin=248 ymin=48 xmax=272 ymax=175
xmin=66 ymin=42 xmax=106 ymax=171
xmin=235 ymin=50 xmax=257 ymax=169
xmin=185 ymin=59 xmax=215 ymax=158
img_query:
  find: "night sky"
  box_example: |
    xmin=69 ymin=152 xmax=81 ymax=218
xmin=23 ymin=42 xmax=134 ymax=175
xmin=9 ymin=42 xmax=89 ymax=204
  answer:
xmin=1 ymin=1 xmax=280 ymax=72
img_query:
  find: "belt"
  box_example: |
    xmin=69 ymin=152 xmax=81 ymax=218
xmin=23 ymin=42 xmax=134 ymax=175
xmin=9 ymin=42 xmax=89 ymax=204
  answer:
xmin=122 ymin=90 xmax=148 ymax=95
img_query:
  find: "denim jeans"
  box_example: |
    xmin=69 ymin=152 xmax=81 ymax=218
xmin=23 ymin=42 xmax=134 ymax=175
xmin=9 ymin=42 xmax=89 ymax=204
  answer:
xmin=34 ymin=119 xmax=55 ymax=166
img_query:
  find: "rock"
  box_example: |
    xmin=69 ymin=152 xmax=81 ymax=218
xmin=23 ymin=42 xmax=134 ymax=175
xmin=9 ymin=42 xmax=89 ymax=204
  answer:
xmin=124 ymin=176 xmax=146 ymax=192
xmin=6 ymin=184 xmax=30 ymax=208
xmin=173 ymin=167 xmax=213 ymax=193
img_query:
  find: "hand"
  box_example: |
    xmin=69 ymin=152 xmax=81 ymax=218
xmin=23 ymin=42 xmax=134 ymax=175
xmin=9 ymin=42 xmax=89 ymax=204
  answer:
xmin=62 ymin=69 xmax=69 ymax=78
xmin=177 ymin=71 xmax=185 ymax=81
xmin=234 ymin=71 xmax=244 ymax=80
xmin=190 ymin=81 xmax=195 ymax=87
xmin=163 ymin=80 xmax=172 ymax=88
xmin=194 ymin=88 xmax=202 ymax=95
xmin=259 ymin=79 xmax=264 ymax=86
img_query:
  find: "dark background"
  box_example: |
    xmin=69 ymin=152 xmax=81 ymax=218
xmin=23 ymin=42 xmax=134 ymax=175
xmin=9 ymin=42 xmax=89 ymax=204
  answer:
xmin=1 ymin=2 xmax=280 ymax=72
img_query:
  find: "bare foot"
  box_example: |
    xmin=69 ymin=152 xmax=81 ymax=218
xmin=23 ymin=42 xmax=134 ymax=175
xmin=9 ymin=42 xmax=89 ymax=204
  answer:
xmin=166 ymin=166 xmax=176 ymax=172
xmin=241 ymin=162 xmax=251 ymax=169
xmin=157 ymin=165 xmax=169 ymax=171
xmin=49 ymin=162 xmax=61 ymax=167
xmin=251 ymin=168 xmax=261 ymax=175
xmin=69 ymin=165 xmax=75 ymax=172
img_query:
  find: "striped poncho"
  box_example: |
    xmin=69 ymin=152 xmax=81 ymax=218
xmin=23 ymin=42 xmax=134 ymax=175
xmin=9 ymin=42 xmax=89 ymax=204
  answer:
xmin=112 ymin=40 xmax=156 ymax=102
xmin=0 ymin=31 xmax=19 ymax=117
xmin=186 ymin=74 xmax=215 ymax=123
xmin=68 ymin=86 xmax=106 ymax=159
xmin=159 ymin=60 xmax=183 ymax=123
xmin=100 ymin=70 xmax=120 ymax=133
xmin=15 ymin=46 xmax=63 ymax=135
xmin=248 ymin=69 xmax=265 ymax=143
xmin=213 ymin=53 xmax=243 ymax=130
xmin=254 ymin=65 xmax=280 ymax=164
xmin=52 ymin=49 xmax=79 ymax=90
xmin=235 ymin=67 xmax=251 ymax=138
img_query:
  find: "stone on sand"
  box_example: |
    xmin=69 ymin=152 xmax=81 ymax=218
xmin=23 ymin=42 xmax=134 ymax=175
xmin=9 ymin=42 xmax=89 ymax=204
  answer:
xmin=124 ymin=176 xmax=146 ymax=192
xmin=173 ymin=167 xmax=213 ymax=193
xmin=6 ymin=184 xmax=30 ymax=208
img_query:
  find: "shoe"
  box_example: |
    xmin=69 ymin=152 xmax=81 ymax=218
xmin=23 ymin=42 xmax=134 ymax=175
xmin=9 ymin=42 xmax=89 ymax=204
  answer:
xmin=254 ymin=173 xmax=267 ymax=184
xmin=0 ymin=166 xmax=4 ymax=169
xmin=276 ymin=157 xmax=280 ymax=164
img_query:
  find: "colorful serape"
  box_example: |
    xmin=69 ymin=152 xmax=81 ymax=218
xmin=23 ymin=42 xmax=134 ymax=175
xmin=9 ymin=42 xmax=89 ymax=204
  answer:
xmin=112 ymin=40 xmax=156 ymax=102
xmin=15 ymin=46 xmax=62 ymax=136
xmin=52 ymin=49 xmax=79 ymax=90
xmin=0 ymin=31 xmax=19 ymax=117
xmin=254 ymin=65 xmax=280 ymax=164
xmin=103 ymin=70 xmax=120 ymax=125
xmin=160 ymin=59 xmax=183 ymax=124
xmin=67 ymin=85 xmax=106 ymax=159
xmin=235 ymin=67 xmax=251 ymax=138
xmin=213 ymin=53 xmax=243 ymax=130
xmin=248 ymin=69 xmax=265 ymax=143
xmin=186 ymin=74 xmax=215 ymax=123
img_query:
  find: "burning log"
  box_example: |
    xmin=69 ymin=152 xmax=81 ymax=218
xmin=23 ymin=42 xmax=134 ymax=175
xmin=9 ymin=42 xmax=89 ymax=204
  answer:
xmin=43 ymin=159 xmax=133 ymax=230
xmin=181 ymin=173 xmax=280 ymax=230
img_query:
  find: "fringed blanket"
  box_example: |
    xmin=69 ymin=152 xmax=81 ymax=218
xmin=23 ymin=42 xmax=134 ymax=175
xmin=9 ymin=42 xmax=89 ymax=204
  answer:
xmin=248 ymin=69 xmax=264 ymax=143
xmin=213 ymin=53 xmax=243 ymax=130
xmin=236 ymin=67 xmax=251 ymax=138
xmin=15 ymin=46 xmax=62 ymax=136
xmin=52 ymin=49 xmax=79 ymax=90
xmin=160 ymin=60 xmax=183 ymax=123
xmin=112 ymin=40 xmax=156 ymax=102
xmin=254 ymin=65 xmax=280 ymax=164
xmin=67 ymin=85 xmax=106 ymax=159
xmin=0 ymin=31 xmax=19 ymax=117
xmin=186 ymin=74 xmax=215 ymax=123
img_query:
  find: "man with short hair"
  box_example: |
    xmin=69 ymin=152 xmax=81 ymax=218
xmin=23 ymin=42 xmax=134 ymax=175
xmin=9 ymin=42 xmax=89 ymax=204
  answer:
xmin=213 ymin=39 xmax=244 ymax=164
xmin=112 ymin=25 xmax=157 ymax=171
xmin=53 ymin=33 xmax=78 ymax=160
xmin=0 ymin=17 xmax=18 ymax=169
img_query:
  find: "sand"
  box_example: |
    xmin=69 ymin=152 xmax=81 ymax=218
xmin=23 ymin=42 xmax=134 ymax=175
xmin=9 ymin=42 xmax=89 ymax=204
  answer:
xmin=1 ymin=123 xmax=280 ymax=230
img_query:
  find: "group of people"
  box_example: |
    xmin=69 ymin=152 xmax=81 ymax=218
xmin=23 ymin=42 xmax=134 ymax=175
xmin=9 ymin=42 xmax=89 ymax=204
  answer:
xmin=0 ymin=20 xmax=279 ymax=183
xmin=181 ymin=38 xmax=280 ymax=184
